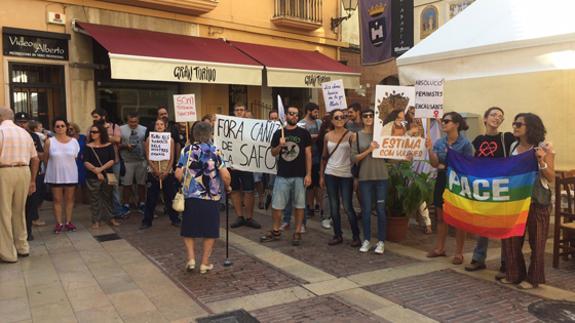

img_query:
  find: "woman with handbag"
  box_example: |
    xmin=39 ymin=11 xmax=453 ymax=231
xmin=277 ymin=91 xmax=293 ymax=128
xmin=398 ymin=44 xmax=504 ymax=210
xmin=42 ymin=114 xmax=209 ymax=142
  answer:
xmin=44 ymin=118 xmax=80 ymax=233
xmin=83 ymin=123 xmax=120 ymax=229
xmin=175 ymin=121 xmax=231 ymax=274
xmin=501 ymin=113 xmax=555 ymax=289
xmin=140 ymin=119 xmax=179 ymax=230
xmin=351 ymin=108 xmax=389 ymax=254
xmin=320 ymin=109 xmax=360 ymax=247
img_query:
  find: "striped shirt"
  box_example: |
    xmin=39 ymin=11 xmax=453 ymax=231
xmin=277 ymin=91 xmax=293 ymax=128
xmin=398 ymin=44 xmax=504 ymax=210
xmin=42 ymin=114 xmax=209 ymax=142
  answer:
xmin=0 ymin=120 xmax=37 ymax=166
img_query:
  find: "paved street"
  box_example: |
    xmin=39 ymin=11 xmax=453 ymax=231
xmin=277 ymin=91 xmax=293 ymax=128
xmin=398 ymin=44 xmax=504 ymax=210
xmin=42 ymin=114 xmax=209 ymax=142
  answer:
xmin=2 ymin=201 xmax=575 ymax=323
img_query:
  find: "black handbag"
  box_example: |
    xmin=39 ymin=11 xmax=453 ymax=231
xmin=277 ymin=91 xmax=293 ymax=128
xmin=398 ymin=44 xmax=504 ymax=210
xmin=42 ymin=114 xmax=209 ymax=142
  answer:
xmin=532 ymin=174 xmax=551 ymax=206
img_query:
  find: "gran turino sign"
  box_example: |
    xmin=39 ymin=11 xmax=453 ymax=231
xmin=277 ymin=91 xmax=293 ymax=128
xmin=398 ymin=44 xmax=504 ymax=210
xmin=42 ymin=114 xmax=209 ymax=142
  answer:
xmin=2 ymin=27 xmax=69 ymax=61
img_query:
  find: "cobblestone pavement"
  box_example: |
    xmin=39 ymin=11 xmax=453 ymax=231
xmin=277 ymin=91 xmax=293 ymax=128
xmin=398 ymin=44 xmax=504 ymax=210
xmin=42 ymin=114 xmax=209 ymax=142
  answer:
xmin=3 ymin=202 xmax=575 ymax=323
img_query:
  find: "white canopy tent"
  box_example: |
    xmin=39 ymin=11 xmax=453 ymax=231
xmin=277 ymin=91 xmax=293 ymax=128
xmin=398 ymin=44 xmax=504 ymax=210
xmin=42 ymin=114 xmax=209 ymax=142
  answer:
xmin=396 ymin=0 xmax=575 ymax=169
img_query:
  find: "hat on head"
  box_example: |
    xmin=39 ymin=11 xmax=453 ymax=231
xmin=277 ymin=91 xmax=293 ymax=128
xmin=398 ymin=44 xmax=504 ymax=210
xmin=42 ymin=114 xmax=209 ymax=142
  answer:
xmin=15 ymin=112 xmax=31 ymax=122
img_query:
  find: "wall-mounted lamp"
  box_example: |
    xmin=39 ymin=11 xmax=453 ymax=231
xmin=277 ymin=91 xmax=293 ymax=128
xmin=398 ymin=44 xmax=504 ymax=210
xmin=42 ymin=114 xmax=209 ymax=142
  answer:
xmin=331 ymin=0 xmax=358 ymax=31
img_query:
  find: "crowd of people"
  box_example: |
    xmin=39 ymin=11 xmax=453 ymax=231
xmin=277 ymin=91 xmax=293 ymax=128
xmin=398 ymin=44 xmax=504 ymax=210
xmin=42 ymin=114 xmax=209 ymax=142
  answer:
xmin=0 ymin=102 xmax=555 ymax=289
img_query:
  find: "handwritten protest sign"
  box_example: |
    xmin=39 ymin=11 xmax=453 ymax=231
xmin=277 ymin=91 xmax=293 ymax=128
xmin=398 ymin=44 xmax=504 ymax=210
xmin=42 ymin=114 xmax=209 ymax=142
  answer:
xmin=373 ymin=85 xmax=425 ymax=160
xmin=321 ymin=79 xmax=347 ymax=112
xmin=214 ymin=115 xmax=282 ymax=174
xmin=149 ymin=132 xmax=171 ymax=161
xmin=415 ymin=79 xmax=444 ymax=119
xmin=173 ymin=94 xmax=197 ymax=122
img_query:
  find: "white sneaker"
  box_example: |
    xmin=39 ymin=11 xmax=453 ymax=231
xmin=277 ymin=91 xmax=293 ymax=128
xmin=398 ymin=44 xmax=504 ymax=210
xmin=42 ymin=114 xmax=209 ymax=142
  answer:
xmin=321 ymin=219 xmax=332 ymax=229
xmin=359 ymin=240 xmax=371 ymax=253
xmin=374 ymin=241 xmax=385 ymax=254
xmin=300 ymin=225 xmax=306 ymax=233
xmin=279 ymin=222 xmax=290 ymax=231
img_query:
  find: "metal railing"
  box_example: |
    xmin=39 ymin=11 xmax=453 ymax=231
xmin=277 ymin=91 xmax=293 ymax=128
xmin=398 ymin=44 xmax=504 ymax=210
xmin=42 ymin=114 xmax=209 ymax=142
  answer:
xmin=273 ymin=0 xmax=323 ymax=24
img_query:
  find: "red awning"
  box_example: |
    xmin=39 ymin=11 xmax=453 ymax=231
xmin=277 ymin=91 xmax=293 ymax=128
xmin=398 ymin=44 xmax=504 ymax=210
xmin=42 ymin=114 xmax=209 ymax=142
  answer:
xmin=230 ymin=41 xmax=360 ymax=88
xmin=75 ymin=22 xmax=263 ymax=85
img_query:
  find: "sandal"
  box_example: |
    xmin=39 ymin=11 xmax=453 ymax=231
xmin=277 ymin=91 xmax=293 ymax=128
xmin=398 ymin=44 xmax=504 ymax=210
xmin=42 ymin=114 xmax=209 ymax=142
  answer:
xmin=499 ymin=278 xmax=516 ymax=285
xmin=260 ymin=230 xmax=281 ymax=243
xmin=517 ymin=281 xmax=536 ymax=290
xmin=452 ymin=254 xmax=464 ymax=265
xmin=424 ymin=226 xmax=432 ymax=234
xmin=426 ymin=249 xmax=447 ymax=258
xmin=109 ymin=219 xmax=121 ymax=227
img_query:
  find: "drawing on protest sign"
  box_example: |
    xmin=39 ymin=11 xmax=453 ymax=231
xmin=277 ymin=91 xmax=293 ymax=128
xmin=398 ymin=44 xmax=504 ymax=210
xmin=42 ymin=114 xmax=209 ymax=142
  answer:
xmin=214 ymin=115 xmax=282 ymax=174
xmin=173 ymin=94 xmax=197 ymax=122
xmin=149 ymin=132 xmax=171 ymax=161
xmin=415 ymin=79 xmax=444 ymax=119
xmin=321 ymin=79 xmax=347 ymax=112
xmin=373 ymin=85 xmax=425 ymax=160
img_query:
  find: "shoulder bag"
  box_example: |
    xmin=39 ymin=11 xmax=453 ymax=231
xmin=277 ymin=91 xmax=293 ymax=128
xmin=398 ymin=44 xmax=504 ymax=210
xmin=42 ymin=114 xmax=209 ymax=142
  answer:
xmin=172 ymin=146 xmax=194 ymax=212
xmin=90 ymin=146 xmax=118 ymax=186
xmin=324 ymin=130 xmax=350 ymax=162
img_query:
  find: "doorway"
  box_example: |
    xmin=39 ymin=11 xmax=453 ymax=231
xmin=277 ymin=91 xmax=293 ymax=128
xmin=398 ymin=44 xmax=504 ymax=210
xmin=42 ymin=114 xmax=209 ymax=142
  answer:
xmin=9 ymin=63 xmax=66 ymax=128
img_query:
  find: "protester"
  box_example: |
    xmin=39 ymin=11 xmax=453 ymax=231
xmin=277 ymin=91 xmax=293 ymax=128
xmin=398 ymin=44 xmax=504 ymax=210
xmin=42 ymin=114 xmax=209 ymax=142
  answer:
xmin=201 ymin=114 xmax=216 ymax=129
xmin=15 ymin=113 xmax=44 ymax=241
xmin=501 ymin=113 xmax=555 ymax=289
xmin=268 ymin=110 xmax=279 ymax=122
xmin=261 ymin=106 xmax=311 ymax=246
xmin=68 ymin=122 xmax=87 ymax=204
xmin=345 ymin=102 xmax=363 ymax=133
xmin=320 ymin=109 xmax=360 ymax=247
xmin=351 ymin=108 xmax=388 ymax=254
xmin=44 ymin=117 xmax=80 ymax=233
xmin=119 ymin=113 xmax=147 ymax=213
xmin=146 ymin=106 xmax=183 ymax=168
xmin=297 ymin=102 xmax=324 ymax=219
xmin=141 ymin=118 xmax=180 ymax=229
xmin=465 ymin=107 xmax=515 ymax=274
xmin=317 ymin=115 xmax=333 ymax=229
xmin=175 ymin=121 xmax=231 ymax=274
xmin=0 ymin=108 xmax=39 ymax=263
xmin=84 ymin=123 xmax=119 ymax=229
xmin=229 ymin=103 xmax=261 ymax=229
xmin=426 ymin=112 xmax=473 ymax=264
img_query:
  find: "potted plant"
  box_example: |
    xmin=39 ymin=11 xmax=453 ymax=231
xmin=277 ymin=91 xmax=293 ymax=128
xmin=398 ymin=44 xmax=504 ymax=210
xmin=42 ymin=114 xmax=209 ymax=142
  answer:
xmin=386 ymin=161 xmax=435 ymax=242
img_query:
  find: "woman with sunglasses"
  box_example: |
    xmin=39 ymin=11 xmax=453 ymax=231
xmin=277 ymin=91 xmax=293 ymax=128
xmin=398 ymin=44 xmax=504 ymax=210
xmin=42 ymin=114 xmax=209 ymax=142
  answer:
xmin=44 ymin=118 xmax=80 ymax=233
xmin=351 ymin=108 xmax=388 ymax=253
xmin=320 ymin=109 xmax=361 ymax=247
xmin=501 ymin=113 xmax=555 ymax=290
xmin=83 ymin=123 xmax=119 ymax=229
xmin=426 ymin=112 xmax=473 ymax=264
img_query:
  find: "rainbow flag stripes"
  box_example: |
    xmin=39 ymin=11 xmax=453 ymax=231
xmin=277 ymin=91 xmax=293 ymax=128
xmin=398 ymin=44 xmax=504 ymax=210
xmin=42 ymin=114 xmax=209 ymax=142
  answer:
xmin=442 ymin=149 xmax=539 ymax=239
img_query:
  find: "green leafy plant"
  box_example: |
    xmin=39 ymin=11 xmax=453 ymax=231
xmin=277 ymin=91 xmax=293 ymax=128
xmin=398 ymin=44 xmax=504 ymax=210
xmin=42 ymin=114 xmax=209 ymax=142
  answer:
xmin=387 ymin=162 xmax=435 ymax=217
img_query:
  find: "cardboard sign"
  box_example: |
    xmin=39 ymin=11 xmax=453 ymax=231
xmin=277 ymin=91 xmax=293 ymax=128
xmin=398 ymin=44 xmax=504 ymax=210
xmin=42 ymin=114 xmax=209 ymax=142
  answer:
xmin=321 ymin=79 xmax=347 ymax=112
xmin=214 ymin=115 xmax=282 ymax=174
xmin=173 ymin=94 xmax=197 ymax=122
xmin=415 ymin=79 xmax=444 ymax=119
xmin=373 ymin=85 xmax=425 ymax=160
xmin=148 ymin=132 xmax=171 ymax=161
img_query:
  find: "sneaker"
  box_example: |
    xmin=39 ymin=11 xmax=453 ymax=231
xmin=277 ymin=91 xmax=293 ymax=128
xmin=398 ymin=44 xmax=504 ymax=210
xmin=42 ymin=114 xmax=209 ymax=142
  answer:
xmin=292 ymin=232 xmax=302 ymax=246
xmin=138 ymin=203 xmax=145 ymax=214
xmin=54 ymin=223 xmax=64 ymax=234
xmin=374 ymin=241 xmax=385 ymax=254
xmin=122 ymin=204 xmax=131 ymax=214
xmin=230 ymin=217 xmax=246 ymax=228
xmin=465 ymin=260 xmax=487 ymax=272
xmin=359 ymin=240 xmax=371 ymax=253
xmin=321 ymin=219 xmax=332 ymax=229
xmin=65 ymin=222 xmax=77 ymax=232
xmin=245 ymin=218 xmax=262 ymax=229
xmin=279 ymin=222 xmax=290 ymax=231
xmin=260 ymin=230 xmax=281 ymax=243
xmin=300 ymin=224 xmax=306 ymax=233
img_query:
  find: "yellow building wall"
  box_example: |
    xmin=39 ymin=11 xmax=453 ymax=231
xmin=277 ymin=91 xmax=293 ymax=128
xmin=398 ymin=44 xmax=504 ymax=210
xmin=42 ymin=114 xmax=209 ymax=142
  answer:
xmin=445 ymin=70 xmax=575 ymax=170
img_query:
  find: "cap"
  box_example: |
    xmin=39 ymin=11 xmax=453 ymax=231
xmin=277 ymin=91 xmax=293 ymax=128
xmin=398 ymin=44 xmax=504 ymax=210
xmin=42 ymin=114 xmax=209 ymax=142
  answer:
xmin=14 ymin=112 xmax=31 ymax=122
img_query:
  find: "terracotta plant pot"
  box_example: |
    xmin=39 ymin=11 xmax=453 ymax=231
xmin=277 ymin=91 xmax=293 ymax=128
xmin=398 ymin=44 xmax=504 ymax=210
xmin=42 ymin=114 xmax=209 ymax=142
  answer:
xmin=386 ymin=215 xmax=409 ymax=242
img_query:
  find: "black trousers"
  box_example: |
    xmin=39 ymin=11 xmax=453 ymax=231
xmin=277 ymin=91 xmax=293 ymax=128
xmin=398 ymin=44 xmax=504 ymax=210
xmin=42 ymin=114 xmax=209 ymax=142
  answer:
xmin=25 ymin=174 xmax=45 ymax=237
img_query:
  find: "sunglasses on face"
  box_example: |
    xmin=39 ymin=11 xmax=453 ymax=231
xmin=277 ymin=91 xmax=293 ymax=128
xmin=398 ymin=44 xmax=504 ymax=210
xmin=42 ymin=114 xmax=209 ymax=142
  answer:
xmin=362 ymin=113 xmax=374 ymax=119
xmin=441 ymin=119 xmax=453 ymax=125
xmin=512 ymin=122 xmax=525 ymax=128
xmin=55 ymin=124 xmax=66 ymax=129
xmin=333 ymin=115 xmax=346 ymax=121
xmin=287 ymin=111 xmax=298 ymax=116
xmin=90 ymin=130 xmax=99 ymax=134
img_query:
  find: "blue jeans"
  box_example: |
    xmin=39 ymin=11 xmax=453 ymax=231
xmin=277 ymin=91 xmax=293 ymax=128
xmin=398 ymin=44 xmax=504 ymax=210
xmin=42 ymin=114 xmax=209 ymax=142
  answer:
xmin=472 ymin=236 xmax=506 ymax=270
xmin=112 ymin=162 xmax=123 ymax=216
xmin=359 ymin=180 xmax=388 ymax=242
xmin=325 ymin=174 xmax=359 ymax=239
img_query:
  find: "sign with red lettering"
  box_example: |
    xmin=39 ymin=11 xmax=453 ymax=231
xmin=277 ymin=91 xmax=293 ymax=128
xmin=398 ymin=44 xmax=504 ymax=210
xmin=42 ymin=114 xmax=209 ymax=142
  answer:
xmin=173 ymin=94 xmax=197 ymax=122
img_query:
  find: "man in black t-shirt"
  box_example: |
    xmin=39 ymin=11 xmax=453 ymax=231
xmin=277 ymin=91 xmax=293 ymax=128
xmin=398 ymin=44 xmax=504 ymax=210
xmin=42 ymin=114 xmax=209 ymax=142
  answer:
xmin=465 ymin=107 xmax=515 ymax=276
xmin=261 ymin=106 xmax=311 ymax=246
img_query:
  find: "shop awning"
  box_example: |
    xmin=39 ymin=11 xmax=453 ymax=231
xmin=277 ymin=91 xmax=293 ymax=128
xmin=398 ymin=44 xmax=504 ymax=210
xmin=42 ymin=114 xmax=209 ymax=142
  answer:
xmin=230 ymin=41 xmax=360 ymax=89
xmin=75 ymin=22 xmax=263 ymax=86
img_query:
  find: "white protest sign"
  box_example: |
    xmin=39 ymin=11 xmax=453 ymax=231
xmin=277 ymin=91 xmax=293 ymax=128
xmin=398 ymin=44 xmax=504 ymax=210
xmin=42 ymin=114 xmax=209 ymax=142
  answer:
xmin=373 ymin=85 xmax=425 ymax=160
xmin=214 ymin=115 xmax=282 ymax=174
xmin=277 ymin=94 xmax=285 ymax=123
xmin=415 ymin=79 xmax=444 ymax=119
xmin=321 ymin=79 xmax=347 ymax=112
xmin=148 ymin=132 xmax=171 ymax=161
xmin=173 ymin=94 xmax=197 ymax=122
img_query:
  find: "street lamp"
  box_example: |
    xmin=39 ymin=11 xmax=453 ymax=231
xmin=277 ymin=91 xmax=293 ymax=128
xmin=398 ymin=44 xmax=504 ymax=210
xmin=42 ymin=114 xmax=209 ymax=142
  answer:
xmin=331 ymin=0 xmax=358 ymax=31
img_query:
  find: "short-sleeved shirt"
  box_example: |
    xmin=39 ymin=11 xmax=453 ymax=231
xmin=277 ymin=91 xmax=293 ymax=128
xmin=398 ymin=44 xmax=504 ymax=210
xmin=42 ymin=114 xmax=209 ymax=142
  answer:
xmin=0 ymin=120 xmax=37 ymax=165
xmin=177 ymin=143 xmax=225 ymax=201
xmin=83 ymin=144 xmax=115 ymax=180
xmin=297 ymin=118 xmax=322 ymax=164
xmin=472 ymin=132 xmax=515 ymax=158
xmin=433 ymin=134 xmax=473 ymax=165
xmin=271 ymin=126 xmax=311 ymax=178
xmin=120 ymin=124 xmax=147 ymax=162
xmin=345 ymin=121 xmax=363 ymax=133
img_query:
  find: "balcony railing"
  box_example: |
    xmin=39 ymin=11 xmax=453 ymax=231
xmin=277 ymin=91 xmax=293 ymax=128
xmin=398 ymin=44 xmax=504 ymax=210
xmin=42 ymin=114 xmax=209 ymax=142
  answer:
xmin=272 ymin=0 xmax=323 ymax=30
xmin=100 ymin=0 xmax=218 ymax=16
